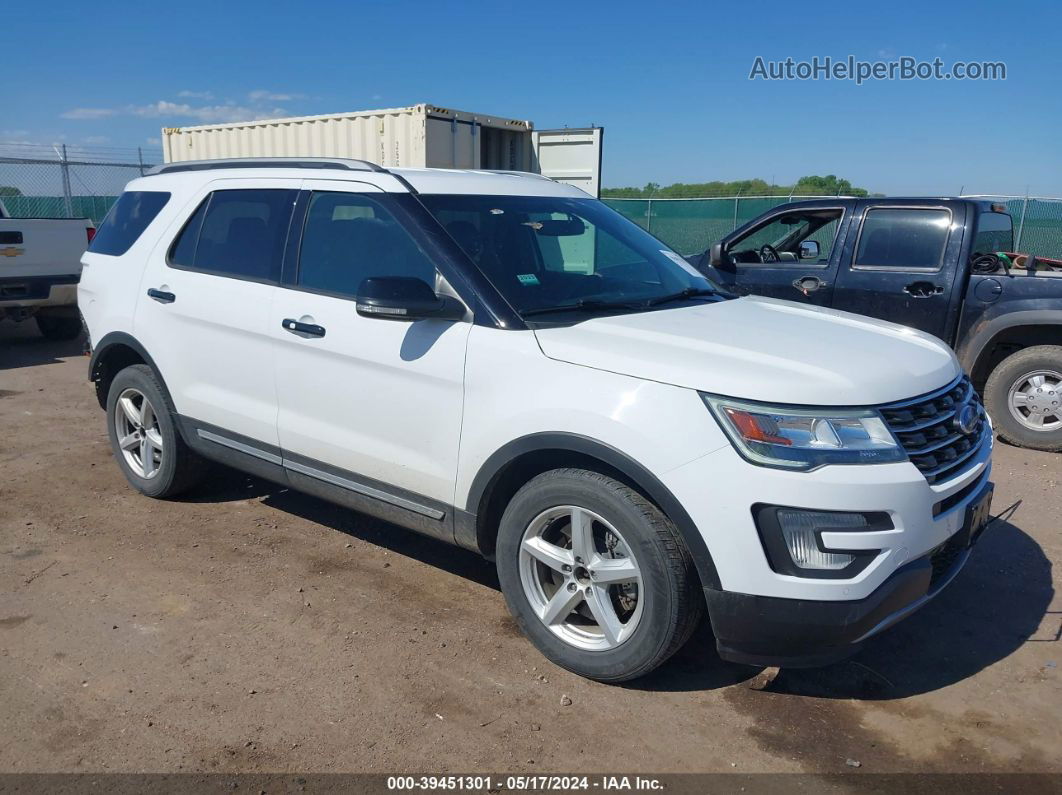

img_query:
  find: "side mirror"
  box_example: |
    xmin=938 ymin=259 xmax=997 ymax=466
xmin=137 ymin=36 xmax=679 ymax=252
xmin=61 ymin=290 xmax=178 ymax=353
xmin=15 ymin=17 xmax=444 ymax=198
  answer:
xmin=356 ymin=276 xmax=465 ymax=321
xmin=709 ymin=242 xmax=734 ymax=271
xmin=799 ymin=240 xmax=821 ymax=260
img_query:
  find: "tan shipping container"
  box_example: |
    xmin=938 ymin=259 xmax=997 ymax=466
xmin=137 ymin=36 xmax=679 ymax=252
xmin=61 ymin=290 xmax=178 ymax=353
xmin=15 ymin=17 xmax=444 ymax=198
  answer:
xmin=162 ymin=103 xmax=603 ymax=196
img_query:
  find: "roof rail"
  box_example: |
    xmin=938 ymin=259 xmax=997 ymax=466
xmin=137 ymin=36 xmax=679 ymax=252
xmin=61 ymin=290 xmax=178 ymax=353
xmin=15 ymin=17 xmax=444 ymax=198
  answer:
xmin=146 ymin=157 xmax=388 ymax=176
xmin=483 ymin=169 xmax=555 ymax=181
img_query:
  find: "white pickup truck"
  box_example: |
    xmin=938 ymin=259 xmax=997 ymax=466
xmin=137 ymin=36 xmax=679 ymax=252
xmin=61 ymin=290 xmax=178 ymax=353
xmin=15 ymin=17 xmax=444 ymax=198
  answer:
xmin=0 ymin=198 xmax=95 ymax=339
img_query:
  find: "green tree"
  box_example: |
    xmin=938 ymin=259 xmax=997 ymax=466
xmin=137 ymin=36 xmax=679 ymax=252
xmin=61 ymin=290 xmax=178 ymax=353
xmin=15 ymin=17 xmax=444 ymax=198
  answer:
xmin=601 ymin=175 xmax=870 ymax=199
xmin=0 ymin=186 xmax=23 ymax=197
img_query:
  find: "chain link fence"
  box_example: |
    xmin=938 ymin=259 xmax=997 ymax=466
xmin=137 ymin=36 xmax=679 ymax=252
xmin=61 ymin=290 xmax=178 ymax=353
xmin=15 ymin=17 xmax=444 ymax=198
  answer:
xmin=1 ymin=143 xmax=1059 ymax=259
xmin=603 ymin=194 xmax=1062 ymax=257
xmin=0 ymin=143 xmax=156 ymax=224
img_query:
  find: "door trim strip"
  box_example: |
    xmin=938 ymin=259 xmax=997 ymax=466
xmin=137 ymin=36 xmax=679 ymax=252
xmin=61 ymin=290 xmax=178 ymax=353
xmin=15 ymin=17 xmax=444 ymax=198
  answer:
xmin=197 ymin=429 xmax=284 ymax=465
xmin=283 ymin=460 xmax=446 ymax=520
xmin=194 ymin=424 xmax=446 ymax=522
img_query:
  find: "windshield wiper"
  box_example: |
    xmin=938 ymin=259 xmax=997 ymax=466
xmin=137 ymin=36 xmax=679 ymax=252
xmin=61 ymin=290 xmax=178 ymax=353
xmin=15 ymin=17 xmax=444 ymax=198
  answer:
xmin=520 ymin=298 xmax=643 ymax=318
xmin=644 ymin=287 xmax=720 ymax=307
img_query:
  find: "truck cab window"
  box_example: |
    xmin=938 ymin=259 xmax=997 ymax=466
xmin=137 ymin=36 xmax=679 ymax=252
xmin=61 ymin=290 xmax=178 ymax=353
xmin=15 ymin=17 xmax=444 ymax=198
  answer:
xmin=727 ymin=209 xmax=843 ymax=266
xmin=854 ymin=208 xmax=950 ymax=271
xmin=972 ymin=211 xmax=1014 ymax=255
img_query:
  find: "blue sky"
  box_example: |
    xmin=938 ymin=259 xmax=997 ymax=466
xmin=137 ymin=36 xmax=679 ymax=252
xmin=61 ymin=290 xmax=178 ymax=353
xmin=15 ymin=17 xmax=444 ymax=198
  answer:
xmin=6 ymin=0 xmax=1061 ymax=194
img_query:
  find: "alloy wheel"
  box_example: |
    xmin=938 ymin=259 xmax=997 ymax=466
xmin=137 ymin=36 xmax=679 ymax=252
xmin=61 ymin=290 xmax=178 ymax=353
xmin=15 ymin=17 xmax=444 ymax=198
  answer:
xmin=113 ymin=387 xmax=164 ymax=478
xmin=518 ymin=505 xmax=643 ymax=651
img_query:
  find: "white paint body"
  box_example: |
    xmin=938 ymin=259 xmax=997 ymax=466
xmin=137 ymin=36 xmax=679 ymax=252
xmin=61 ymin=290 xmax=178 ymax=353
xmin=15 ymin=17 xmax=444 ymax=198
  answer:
xmin=79 ymin=163 xmax=991 ymax=608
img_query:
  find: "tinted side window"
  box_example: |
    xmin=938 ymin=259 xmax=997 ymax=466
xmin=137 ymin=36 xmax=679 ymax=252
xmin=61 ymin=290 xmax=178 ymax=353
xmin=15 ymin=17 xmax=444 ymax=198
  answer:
xmin=972 ymin=211 xmax=1013 ymax=255
xmin=297 ymin=192 xmax=435 ymax=296
xmin=89 ymin=191 xmax=170 ymax=256
xmin=168 ymin=199 xmax=208 ymax=267
xmin=172 ymin=189 xmax=296 ymax=282
xmin=854 ymin=208 xmax=950 ymax=270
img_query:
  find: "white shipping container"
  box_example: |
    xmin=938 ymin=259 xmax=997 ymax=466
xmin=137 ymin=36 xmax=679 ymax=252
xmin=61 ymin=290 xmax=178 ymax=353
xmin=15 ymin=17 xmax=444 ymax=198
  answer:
xmin=162 ymin=103 xmax=603 ymax=195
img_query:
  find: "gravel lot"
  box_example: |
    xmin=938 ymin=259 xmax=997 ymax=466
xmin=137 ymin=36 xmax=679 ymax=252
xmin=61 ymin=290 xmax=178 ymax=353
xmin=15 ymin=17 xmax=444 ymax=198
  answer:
xmin=1 ymin=322 xmax=1059 ymax=776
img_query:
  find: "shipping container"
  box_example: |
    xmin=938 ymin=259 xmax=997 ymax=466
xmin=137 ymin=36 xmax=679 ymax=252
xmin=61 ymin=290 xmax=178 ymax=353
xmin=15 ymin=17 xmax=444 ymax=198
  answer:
xmin=162 ymin=103 xmax=603 ymax=196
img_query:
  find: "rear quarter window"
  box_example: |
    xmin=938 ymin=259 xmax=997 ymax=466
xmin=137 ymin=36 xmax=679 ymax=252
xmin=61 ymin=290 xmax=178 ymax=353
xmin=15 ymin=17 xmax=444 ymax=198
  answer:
xmin=88 ymin=191 xmax=171 ymax=256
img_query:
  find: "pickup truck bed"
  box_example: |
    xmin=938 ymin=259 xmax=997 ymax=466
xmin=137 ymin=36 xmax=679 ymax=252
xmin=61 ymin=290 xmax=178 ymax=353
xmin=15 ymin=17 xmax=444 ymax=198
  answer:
xmin=0 ymin=207 xmax=94 ymax=339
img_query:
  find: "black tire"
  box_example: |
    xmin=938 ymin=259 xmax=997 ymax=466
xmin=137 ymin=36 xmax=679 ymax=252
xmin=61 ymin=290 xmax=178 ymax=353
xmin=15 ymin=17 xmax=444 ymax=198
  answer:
xmin=105 ymin=364 xmax=206 ymax=498
xmin=984 ymin=345 xmax=1062 ymax=452
xmin=496 ymin=468 xmax=703 ymax=682
xmin=35 ymin=312 xmax=82 ymax=341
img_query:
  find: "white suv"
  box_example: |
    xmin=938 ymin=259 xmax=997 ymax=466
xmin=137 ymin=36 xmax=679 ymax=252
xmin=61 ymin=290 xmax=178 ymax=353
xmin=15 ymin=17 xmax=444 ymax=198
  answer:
xmin=79 ymin=159 xmax=994 ymax=681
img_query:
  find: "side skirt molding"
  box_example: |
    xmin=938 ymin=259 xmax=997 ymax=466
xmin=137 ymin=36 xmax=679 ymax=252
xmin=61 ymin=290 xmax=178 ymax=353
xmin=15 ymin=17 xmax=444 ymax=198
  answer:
xmin=182 ymin=417 xmax=453 ymax=543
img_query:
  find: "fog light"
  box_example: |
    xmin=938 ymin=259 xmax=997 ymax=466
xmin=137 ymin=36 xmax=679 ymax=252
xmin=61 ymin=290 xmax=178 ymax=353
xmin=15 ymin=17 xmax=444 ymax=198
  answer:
xmin=776 ymin=509 xmax=868 ymax=570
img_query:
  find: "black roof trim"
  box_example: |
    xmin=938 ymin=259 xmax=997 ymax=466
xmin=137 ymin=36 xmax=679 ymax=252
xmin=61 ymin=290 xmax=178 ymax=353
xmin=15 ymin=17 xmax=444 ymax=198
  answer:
xmin=147 ymin=157 xmax=389 ymax=176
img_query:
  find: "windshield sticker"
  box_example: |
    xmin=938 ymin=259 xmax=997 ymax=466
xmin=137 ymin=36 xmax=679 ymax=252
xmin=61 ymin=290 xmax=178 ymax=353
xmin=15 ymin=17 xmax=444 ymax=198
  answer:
xmin=517 ymin=273 xmax=540 ymax=286
xmin=660 ymin=249 xmax=704 ymax=277
xmin=489 ymin=208 xmax=504 ymax=215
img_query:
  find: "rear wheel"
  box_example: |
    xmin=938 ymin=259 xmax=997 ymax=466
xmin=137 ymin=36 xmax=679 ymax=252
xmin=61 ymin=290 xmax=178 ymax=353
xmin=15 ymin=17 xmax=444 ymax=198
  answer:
xmin=36 ymin=311 xmax=82 ymax=341
xmin=105 ymin=364 xmax=206 ymax=497
xmin=984 ymin=345 xmax=1062 ymax=452
xmin=496 ymin=468 xmax=702 ymax=682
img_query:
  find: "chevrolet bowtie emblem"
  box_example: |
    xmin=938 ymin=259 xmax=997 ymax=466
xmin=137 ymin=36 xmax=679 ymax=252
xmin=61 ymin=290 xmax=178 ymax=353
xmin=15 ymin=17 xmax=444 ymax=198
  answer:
xmin=0 ymin=246 xmax=25 ymax=257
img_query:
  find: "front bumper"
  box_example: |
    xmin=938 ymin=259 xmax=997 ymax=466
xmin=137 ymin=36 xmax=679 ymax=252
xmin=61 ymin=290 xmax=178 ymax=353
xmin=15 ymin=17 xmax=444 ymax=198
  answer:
xmin=705 ymin=481 xmax=993 ymax=667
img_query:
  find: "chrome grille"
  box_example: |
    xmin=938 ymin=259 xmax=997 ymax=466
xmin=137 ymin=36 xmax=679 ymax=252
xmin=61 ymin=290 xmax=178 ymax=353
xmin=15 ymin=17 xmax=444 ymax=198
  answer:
xmin=879 ymin=376 xmax=988 ymax=484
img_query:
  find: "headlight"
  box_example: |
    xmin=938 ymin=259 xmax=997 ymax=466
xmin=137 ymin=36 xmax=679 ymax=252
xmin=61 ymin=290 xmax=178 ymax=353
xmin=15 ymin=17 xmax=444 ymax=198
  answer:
xmin=701 ymin=394 xmax=906 ymax=470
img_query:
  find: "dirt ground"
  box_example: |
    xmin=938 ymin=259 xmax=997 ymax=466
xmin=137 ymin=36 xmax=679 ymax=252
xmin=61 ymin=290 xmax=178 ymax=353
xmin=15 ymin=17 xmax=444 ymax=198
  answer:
xmin=1 ymin=321 xmax=1059 ymax=776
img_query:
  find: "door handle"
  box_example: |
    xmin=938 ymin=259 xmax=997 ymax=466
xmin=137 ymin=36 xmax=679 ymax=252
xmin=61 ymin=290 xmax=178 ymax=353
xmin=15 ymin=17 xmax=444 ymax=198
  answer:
xmin=903 ymin=281 xmax=944 ymax=298
xmin=147 ymin=288 xmax=176 ymax=304
xmin=792 ymin=276 xmax=828 ymax=295
xmin=282 ymin=318 xmax=326 ymax=338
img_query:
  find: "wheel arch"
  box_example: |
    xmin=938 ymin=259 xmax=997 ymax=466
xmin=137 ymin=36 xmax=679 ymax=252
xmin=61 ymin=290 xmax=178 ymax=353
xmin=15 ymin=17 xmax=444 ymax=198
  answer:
xmin=461 ymin=432 xmax=721 ymax=590
xmin=88 ymin=331 xmax=176 ymax=413
xmin=959 ymin=310 xmax=1062 ymax=385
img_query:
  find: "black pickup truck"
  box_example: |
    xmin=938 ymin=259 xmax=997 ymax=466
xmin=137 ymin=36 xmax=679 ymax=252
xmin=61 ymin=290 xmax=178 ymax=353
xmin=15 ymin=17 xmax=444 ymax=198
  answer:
xmin=698 ymin=197 xmax=1062 ymax=452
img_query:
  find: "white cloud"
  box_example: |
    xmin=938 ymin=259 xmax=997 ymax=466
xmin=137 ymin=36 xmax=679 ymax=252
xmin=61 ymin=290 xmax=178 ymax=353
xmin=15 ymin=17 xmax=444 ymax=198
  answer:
xmin=146 ymin=136 xmax=161 ymax=146
xmin=248 ymin=90 xmax=303 ymax=102
xmin=61 ymin=107 xmax=116 ymax=120
xmin=178 ymin=90 xmax=214 ymax=99
xmin=130 ymin=100 xmax=287 ymax=123
xmin=83 ymin=135 xmax=111 ymax=144
xmin=1 ymin=129 xmax=30 ymax=138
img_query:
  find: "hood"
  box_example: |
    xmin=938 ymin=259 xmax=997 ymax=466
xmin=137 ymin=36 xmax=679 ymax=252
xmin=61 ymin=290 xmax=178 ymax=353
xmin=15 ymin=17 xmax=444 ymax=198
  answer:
xmin=533 ymin=296 xmax=960 ymax=406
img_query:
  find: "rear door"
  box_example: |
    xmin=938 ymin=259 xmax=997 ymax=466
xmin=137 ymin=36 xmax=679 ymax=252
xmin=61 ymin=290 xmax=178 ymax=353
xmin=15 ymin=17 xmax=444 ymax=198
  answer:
xmin=532 ymin=128 xmax=603 ymax=197
xmin=831 ymin=202 xmax=967 ymax=340
xmin=134 ymin=178 xmax=297 ymax=446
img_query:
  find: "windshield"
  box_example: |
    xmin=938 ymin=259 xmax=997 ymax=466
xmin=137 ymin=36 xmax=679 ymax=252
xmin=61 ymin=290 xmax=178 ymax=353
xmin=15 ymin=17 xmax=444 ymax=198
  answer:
xmin=418 ymin=195 xmax=721 ymax=317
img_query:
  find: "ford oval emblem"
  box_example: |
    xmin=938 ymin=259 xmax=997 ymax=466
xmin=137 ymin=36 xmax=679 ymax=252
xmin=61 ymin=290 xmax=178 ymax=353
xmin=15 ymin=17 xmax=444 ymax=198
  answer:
xmin=954 ymin=402 xmax=979 ymax=436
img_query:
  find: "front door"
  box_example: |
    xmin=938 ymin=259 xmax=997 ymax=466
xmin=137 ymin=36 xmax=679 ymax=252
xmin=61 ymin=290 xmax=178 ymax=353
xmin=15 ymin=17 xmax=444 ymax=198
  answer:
xmin=271 ymin=180 xmax=472 ymax=513
xmin=707 ymin=206 xmax=848 ymax=306
xmin=831 ymin=203 xmax=965 ymax=341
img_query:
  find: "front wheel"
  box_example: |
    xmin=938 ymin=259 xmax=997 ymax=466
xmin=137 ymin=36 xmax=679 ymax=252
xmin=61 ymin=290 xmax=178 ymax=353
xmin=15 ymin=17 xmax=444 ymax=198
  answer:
xmin=496 ymin=468 xmax=703 ymax=682
xmin=984 ymin=345 xmax=1062 ymax=452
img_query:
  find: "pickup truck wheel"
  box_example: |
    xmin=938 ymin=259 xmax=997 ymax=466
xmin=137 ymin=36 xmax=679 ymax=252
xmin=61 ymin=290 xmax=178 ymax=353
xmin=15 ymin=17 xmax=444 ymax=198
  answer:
xmin=495 ymin=468 xmax=703 ymax=682
xmin=106 ymin=364 xmax=206 ymax=497
xmin=984 ymin=345 xmax=1062 ymax=452
xmin=35 ymin=312 xmax=82 ymax=341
